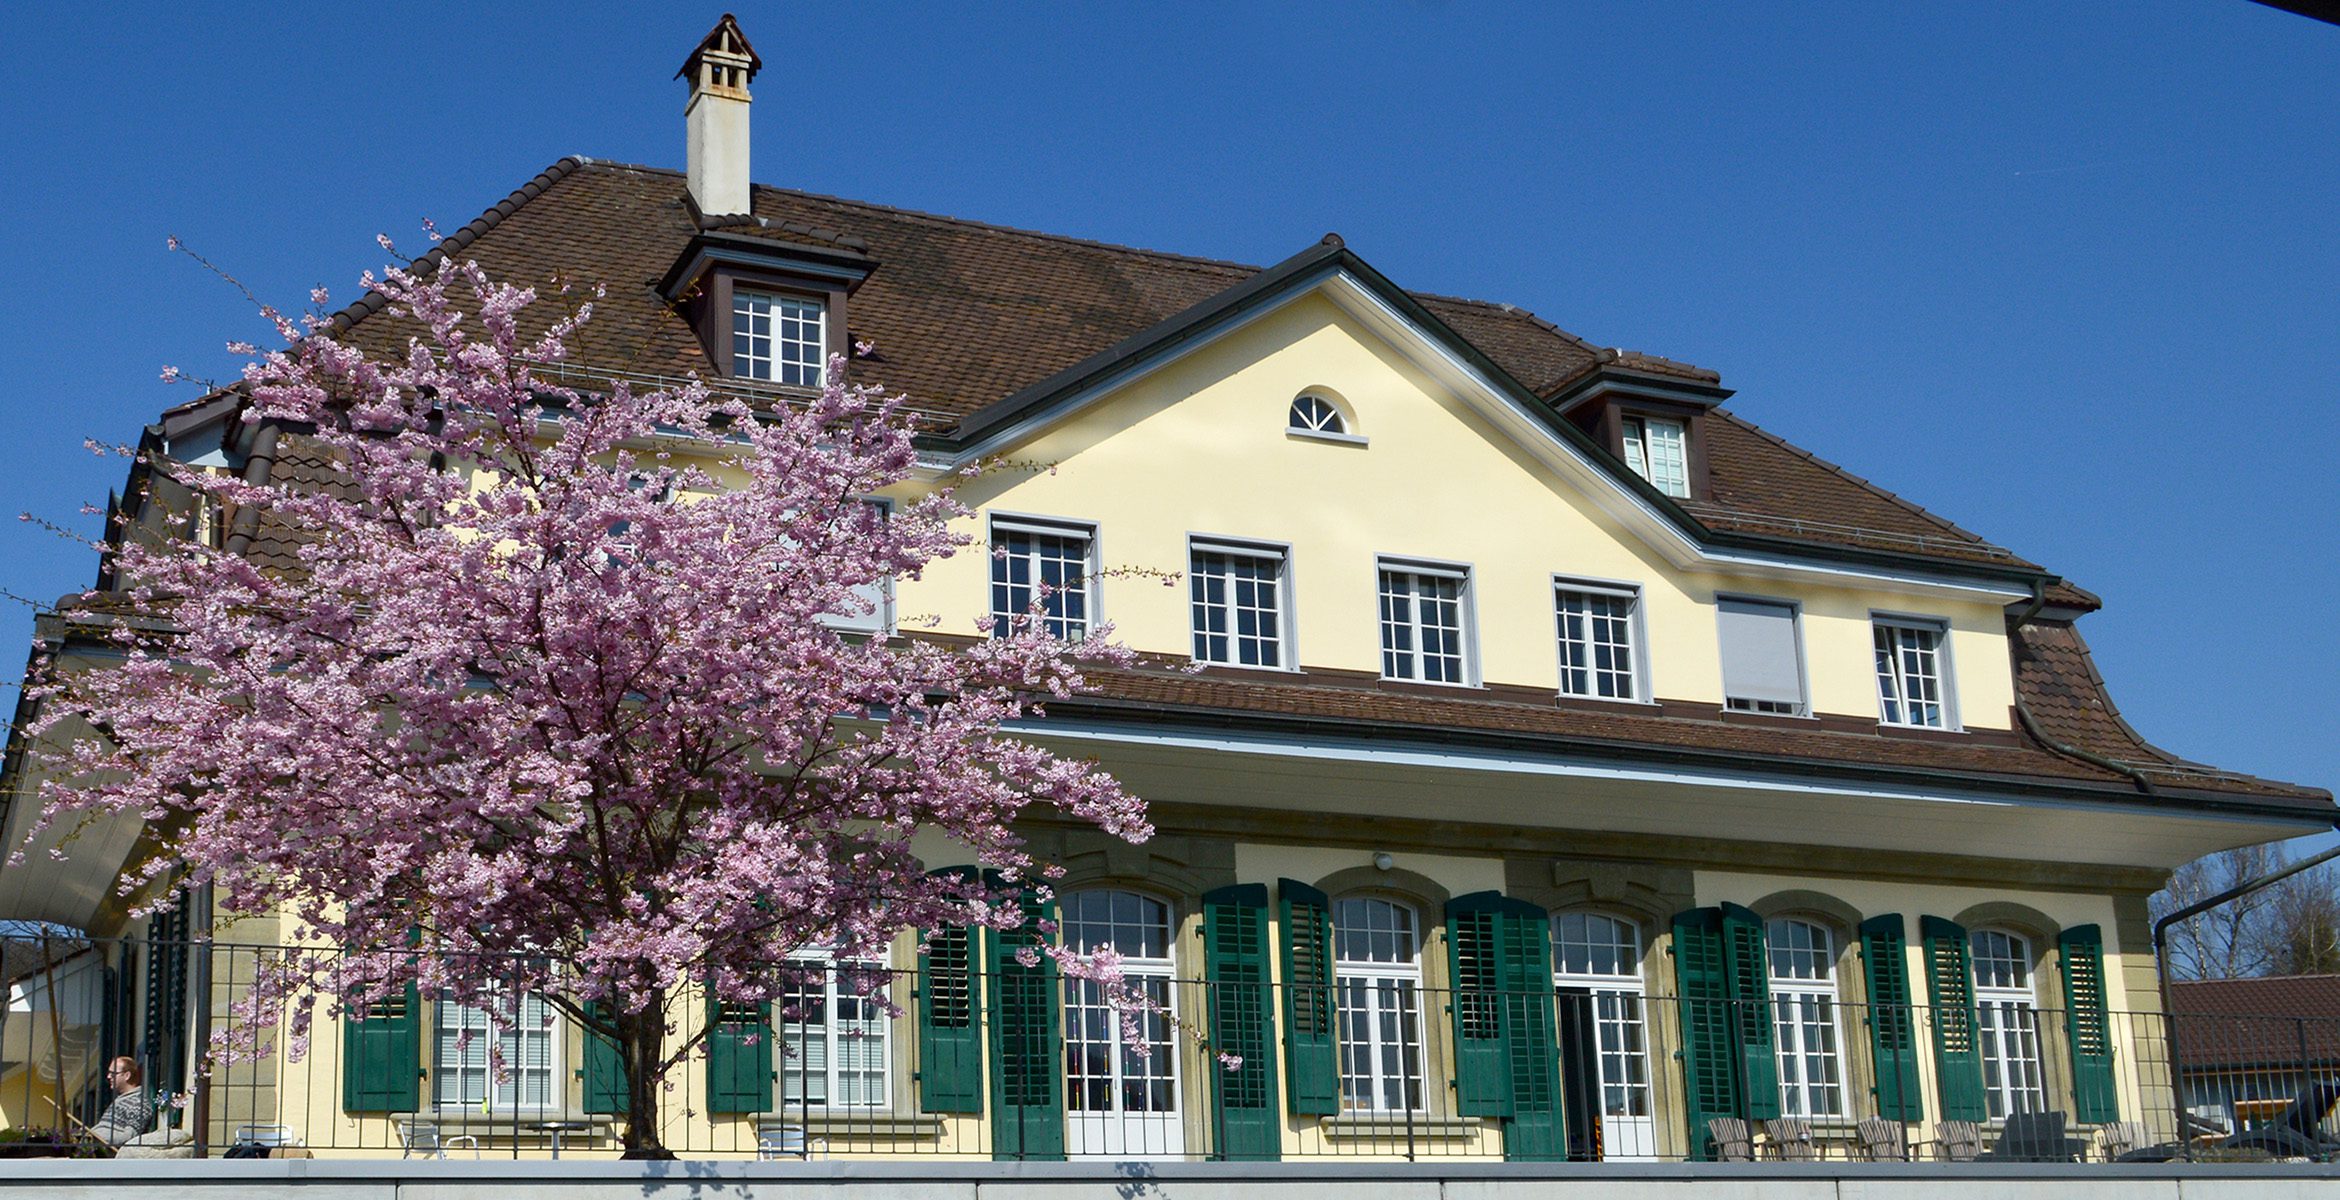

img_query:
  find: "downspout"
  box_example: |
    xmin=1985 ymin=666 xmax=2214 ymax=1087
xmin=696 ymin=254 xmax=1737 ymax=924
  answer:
xmin=2008 ymin=579 xmax=2157 ymax=795
xmin=2152 ymin=826 xmax=2340 ymax=1151
xmin=219 ymin=423 xmax=281 ymax=558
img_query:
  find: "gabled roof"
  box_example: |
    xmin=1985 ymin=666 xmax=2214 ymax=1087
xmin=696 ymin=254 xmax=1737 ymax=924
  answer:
xmin=320 ymin=156 xmax=2046 ymax=579
xmin=2170 ymin=975 xmax=2340 ymax=1068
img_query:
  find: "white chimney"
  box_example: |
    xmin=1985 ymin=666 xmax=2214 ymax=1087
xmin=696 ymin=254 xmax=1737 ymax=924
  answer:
xmin=677 ymin=14 xmax=761 ymax=216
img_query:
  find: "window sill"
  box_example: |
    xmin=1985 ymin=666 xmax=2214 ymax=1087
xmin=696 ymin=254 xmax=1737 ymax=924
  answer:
xmin=1318 ymin=1113 xmax=1483 ymax=1139
xmin=1287 ymin=428 xmax=1369 ymax=448
xmin=757 ymin=1112 xmax=943 ymax=1139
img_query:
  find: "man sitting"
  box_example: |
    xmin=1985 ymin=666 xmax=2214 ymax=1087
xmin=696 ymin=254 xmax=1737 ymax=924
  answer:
xmin=89 ymin=1057 xmax=157 ymax=1147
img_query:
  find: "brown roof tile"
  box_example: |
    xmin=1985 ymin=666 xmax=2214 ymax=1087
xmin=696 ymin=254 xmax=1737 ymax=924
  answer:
xmin=2169 ymin=976 xmax=2340 ymax=1068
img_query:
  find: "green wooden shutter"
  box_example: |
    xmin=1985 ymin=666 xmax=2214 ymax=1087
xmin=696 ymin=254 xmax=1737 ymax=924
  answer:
xmin=917 ymin=922 xmax=985 ymax=1114
xmin=1277 ymin=878 xmax=1339 ymax=1115
xmin=1445 ymin=892 xmax=1567 ymax=1163
xmin=987 ymin=886 xmax=1064 ymax=1161
xmin=340 ymin=981 xmax=421 ymax=1113
xmin=1858 ymin=915 xmax=1923 ymax=1122
xmin=1920 ymin=916 xmax=1986 ymax=1121
xmin=2059 ymin=924 xmax=2119 ymax=1123
xmin=1671 ymin=907 xmax=1738 ymax=1159
xmin=1203 ymin=883 xmax=1282 ymax=1161
xmin=706 ymin=994 xmax=774 ymax=1114
xmin=580 ymin=1001 xmax=628 ymax=1115
xmin=1719 ymin=902 xmax=1779 ymax=1121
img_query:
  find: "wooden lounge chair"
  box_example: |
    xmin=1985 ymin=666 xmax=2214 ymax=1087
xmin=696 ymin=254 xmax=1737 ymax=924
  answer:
xmin=2099 ymin=1120 xmax=2148 ymax=1162
xmin=1986 ymin=1110 xmax=2082 ymax=1162
xmin=1765 ymin=1117 xmax=1818 ymax=1161
xmin=1707 ymin=1116 xmax=1755 ymax=1162
xmin=1934 ymin=1120 xmax=1983 ymax=1162
xmin=1856 ymin=1116 xmax=1907 ymax=1162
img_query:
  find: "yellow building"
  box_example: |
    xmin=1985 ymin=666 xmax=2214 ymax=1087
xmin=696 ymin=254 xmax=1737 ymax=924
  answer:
xmin=0 ymin=15 xmax=2329 ymax=1165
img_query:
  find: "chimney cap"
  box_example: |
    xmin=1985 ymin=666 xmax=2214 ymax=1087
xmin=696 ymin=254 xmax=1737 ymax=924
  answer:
xmin=676 ymin=13 xmax=763 ymax=83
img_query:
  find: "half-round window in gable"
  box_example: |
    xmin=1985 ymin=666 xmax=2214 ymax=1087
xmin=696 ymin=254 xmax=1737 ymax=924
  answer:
xmin=1289 ymin=393 xmax=1345 ymax=435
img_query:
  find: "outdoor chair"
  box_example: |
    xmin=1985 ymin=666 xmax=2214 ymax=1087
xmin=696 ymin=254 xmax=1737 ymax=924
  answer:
xmin=1933 ymin=1120 xmax=1983 ymax=1162
xmin=1984 ymin=1110 xmax=2082 ymax=1162
xmin=229 ymin=1123 xmax=310 ymax=1159
xmin=1856 ymin=1116 xmax=1907 ymax=1162
xmin=1764 ymin=1117 xmax=1818 ymax=1161
xmin=1706 ymin=1116 xmax=1755 ymax=1162
xmin=755 ymin=1120 xmax=826 ymax=1160
xmin=397 ymin=1118 xmax=481 ymax=1160
xmin=2098 ymin=1120 xmax=2148 ymax=1162
xmin=2215 ymin=1080 xmax=2340 ymax=1161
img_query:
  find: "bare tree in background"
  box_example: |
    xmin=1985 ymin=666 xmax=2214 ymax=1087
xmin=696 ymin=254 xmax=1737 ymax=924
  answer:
xmin=2153 ymin=844 xmax=2340 ymax=979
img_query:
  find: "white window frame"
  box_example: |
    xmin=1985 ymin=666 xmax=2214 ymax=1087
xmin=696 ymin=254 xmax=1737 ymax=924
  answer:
xmin=988 ymin=513 xmax=1098 ymax=641
xmin=1764 ymin=918 xmax=1849 ymax=1119
xmin=1287 ymin=392 xmax=1368 ymax=446
xmin=1188 ymin=536 xmax=1295 ymax=670
xmin=779 ymin=955 xmax=892 ymax=1110
xmin=731 ymin=288 xmax=827 ymax=388
xmin=1333 ymin=896 xmax=1427 ymax=1114
xmin=1872 ymin=613 xmax=1958 ymax=730
xmin=1620 ymin=415 xmax=1691 ymax=498
xmin=1552 ymin=912 xmax=1655 ymax=1139
xmin=1376 ymin=557 xmax=1477 ymax=687
xmin=431 ymin=989 xmax=560 ymax=1116
xmin=1553 ymin=577 xmax=1649 ymax=702
xmin=1717 ymin=593 xmax=1809 ymax=716
xmin=1970 ymin=929 xmax=2050 ymax=1121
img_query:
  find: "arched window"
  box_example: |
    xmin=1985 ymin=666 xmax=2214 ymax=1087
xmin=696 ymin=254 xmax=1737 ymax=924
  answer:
xmin=1288 ymin=393 xmax=1346 ymax=436
xmin=1970 ymin=929 xmax=2047 ymax=1118
xmin=1060 ymin=889 xmax=1181 ymax=1155
xmin=1766 ymin=918 xmax=1847 ymax=1118
xmin=1334 ymin=896 xmax=1423 ymax=1112
xmin=1553 ymin=912 xmax=1654 ymax=1158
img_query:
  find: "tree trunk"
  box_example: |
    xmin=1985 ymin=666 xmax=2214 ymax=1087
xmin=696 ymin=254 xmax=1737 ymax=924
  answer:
xmin=617 ymin=998 xmax=674 ymax=1159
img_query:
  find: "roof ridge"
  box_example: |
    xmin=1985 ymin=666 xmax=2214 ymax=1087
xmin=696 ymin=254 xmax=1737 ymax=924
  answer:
xmin=1713 ymin=409 xmax=2005 ymax=551
xmin=569 ymin=158 xmax=1262 ymax=279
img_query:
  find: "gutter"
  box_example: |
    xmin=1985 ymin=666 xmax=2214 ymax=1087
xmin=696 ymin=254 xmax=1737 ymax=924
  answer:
xmin=220 ymin=423 xmax=281 ymax=558
xmin=2008 ymin=578 xmax=2158 ymax=795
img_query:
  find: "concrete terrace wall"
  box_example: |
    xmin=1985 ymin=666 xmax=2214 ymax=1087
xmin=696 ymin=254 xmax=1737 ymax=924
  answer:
xmin=6 ymin=1160 xmax=2338 ymax=1199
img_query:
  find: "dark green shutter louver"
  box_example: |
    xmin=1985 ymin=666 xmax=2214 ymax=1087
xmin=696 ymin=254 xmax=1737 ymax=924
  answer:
xmin=706 ymin=995 xmax=774 ymax=1114
xmin=341 ymin=981 xmax=421 ymax=1113
xmin=1277 ymin=878 xmax=1339 ymax=1115
xmin=1671 ymin=907 xmax=1738 ymax=1159
xmin=1920 ymin=916 xmax=1986 ymax=1122
xmin=581 ymin=1001 xmax=628 ymax=1115
xmin=1858 ymin=915 xmax=1923 ymax=1122
xmin=1202 ymin=883 xmax=1282 ymax=1161
xmin=2059 ymin=925 xmax=2119 ymax=1123
xmin=1719 ymin=903 xmax=1780 ymax=1121
xmin=987 ymin=885 xmax=1064 ymax=1161
xmin=1446 ymin=892 xmax=1566 ymax=1162
xmin=917 ymin=922 xmax=984 ymax=1114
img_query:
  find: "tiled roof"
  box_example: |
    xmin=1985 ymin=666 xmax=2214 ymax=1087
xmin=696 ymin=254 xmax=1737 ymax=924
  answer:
xmin=327 ymin=157 xmax=2037 ymax=575
xmin=2169 ymin=976 xmax=2340 ymax=1069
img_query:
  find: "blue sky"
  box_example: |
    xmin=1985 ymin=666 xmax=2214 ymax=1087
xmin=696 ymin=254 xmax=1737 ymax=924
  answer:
xmin=0 ymin=3 xmax=2334 ymax=847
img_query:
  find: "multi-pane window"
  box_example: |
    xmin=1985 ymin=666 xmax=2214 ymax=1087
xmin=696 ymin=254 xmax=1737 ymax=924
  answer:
xmin=1289 ymin=394 xmax=1346 ymax=435
xmin=1765 ymin=919 xmax=1847 ymax=1119
xmin=1061 ymin=890 xmax=1179 ymax=1142
xmin=1555 ymin=583 xmax=1640 ymax=700
xmin=989 ymin=517 xmax=1094 ymax=640
xmin=1620 ymin=416 xmax=1690 ymax=498
xmin=1334 ymin=897 xmax=1424 ymax=1112
xmin=1378 ymin=562 xmax=1470 ymax=684
xmin=433 ymin=992 xmax=557 ymax=1112
xmin=1718 ymin=597 xmax=1806 ymax=715
xmin=1553 ymin=913 xmax=1654 ymax=1156
xmin=779 ymin=959 xmax=890 ymax=1109
xmin=732 ymin=289 xmax=825 ymax=387
xmin=1874 ymin=619 xmax=1951 ymax=728
xmin=1971 ymin=929 xmax=2049 ymax=1120
xmin=1190 ymin=541 xmax=1288 ymax=668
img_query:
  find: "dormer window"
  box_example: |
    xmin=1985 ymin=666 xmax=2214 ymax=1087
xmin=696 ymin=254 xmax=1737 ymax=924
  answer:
xmin=1620 ymin=415 xmax=1690 ymax=498
xmin=733 ymin=289 xmax=826 ymax=387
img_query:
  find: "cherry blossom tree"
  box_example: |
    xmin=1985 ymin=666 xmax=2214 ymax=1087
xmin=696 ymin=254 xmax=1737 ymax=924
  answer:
xmin=22 ymin=252 xmax=1150 ymax=1156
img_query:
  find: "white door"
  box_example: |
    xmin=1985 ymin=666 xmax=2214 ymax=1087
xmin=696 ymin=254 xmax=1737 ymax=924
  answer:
xmin=1061 ymin=890 xmax=1184 ymax=1158
xmin=1555 ymin=912 xmax=1657 ymax=1160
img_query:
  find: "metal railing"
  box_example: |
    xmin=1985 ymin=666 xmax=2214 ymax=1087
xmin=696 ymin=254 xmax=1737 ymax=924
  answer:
xmin=2 ymin=935 xmax=2334 ymax=1162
